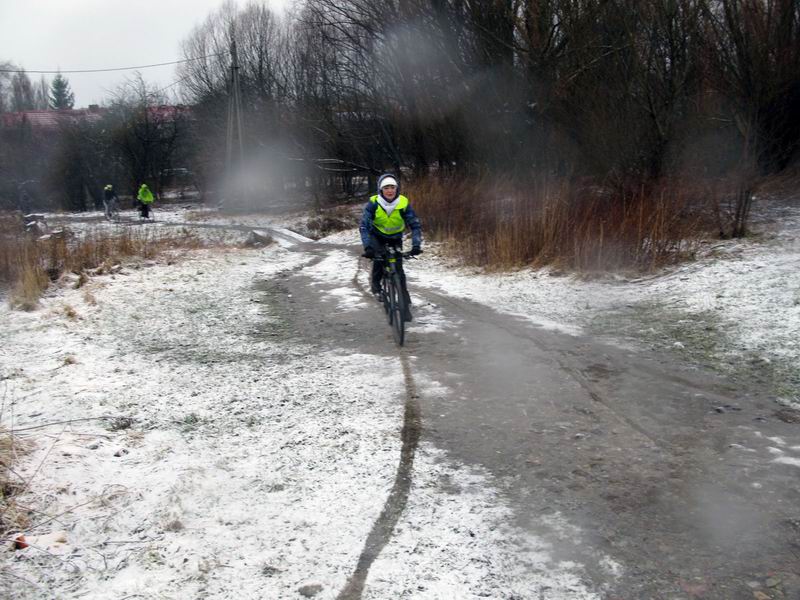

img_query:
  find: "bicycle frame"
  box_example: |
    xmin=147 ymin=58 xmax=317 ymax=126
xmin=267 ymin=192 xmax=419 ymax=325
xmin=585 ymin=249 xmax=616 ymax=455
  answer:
xmin=374 ymin=245 xmax=414 ymax=346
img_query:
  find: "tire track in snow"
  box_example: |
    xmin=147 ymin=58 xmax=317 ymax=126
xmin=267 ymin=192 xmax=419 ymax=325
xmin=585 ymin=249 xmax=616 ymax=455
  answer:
xmin=336 ymin=265 xmax=422 ymax=600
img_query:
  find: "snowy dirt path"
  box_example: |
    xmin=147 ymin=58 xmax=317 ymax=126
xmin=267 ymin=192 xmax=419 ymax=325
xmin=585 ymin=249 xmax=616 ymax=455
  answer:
xmin=3 ymin=207 xmax=800 ymax=599
xmin=243 ymin=244 xmax=606 ymax=599
xmin=312 ymin=240 xmax=800 ymax=598
xmin=1 ymin=238 xmax=602 ymax=599
xmin=1 ymin=246 xmax=410 ymax=598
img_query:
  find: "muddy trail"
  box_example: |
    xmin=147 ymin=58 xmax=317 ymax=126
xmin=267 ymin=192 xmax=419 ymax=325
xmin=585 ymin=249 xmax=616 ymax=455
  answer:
xmin=255 ymin=237 xmax=800 ymax=600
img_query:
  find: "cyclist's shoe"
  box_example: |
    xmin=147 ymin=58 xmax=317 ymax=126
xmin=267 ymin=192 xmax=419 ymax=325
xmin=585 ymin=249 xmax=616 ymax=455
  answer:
xmin=403 ymin=308 xmax=413 ymax=322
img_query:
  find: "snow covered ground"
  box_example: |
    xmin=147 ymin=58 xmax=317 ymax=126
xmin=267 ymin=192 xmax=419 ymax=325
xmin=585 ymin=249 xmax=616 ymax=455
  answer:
xmin=1 ymin=240 xmax=600 ymax=598
xmin=404 ymin=203 xmax=800 ymax=401
xmin=310 ymin=199 xmax=800 ymax=400
xmin=3 ymin=198 xmax=797 ymax=597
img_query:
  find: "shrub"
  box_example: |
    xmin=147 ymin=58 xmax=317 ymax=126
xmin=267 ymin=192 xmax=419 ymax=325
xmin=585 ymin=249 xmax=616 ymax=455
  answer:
xmin=0 ymin=427 xmax=30 ymax=536
xmin=305 ymin=206 xmax=360 ymax=239
xmin=0 ymin=217 xmax=211 ymax=308
xmin=408 ymin=176 xmax=715 ymax=272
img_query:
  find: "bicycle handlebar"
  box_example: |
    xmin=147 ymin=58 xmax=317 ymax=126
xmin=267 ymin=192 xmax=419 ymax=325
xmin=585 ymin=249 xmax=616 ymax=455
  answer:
xmin=372 ymin=248 xmax=418 ymax=260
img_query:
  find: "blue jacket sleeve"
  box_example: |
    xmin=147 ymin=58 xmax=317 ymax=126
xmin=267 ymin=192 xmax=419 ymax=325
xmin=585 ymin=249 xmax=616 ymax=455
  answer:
xmin=403 ymin=204 xmax=422 ymax=247
xmin=359 ymin=202 xmax=375 ymax=247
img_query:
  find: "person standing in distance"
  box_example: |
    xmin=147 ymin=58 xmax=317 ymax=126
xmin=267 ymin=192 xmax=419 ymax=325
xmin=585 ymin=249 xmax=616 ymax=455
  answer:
xmin=360 ymin=173 xmax=422 ymax=320
xmin=103 ymin=184 xmax=119 ymax=220
xmin=137 ymin=183 xmax=154 ymax=219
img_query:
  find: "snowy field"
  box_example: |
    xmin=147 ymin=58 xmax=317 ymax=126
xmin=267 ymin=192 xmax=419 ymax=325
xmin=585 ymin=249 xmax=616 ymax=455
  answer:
xmin=3 ymin=198 xmax=797 ymax=596
xmin=1 ymin=240 xmax=600 ymax=598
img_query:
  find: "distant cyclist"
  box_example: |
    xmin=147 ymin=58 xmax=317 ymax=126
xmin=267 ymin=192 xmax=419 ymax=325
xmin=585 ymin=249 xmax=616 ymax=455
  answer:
xmin=137 ymin=183 xmax=154 ymax=219
xmin=360 ymin=173 xmax=422 ymax=320
xmin=103 ymin=184 xmax=119 ymax=220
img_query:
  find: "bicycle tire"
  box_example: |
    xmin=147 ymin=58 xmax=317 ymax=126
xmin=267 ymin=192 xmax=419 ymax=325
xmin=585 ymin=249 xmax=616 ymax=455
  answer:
xmin=387 ymin=274 xmax=397 ymax=327
xmin=390 ymin=272 xmax=405 ymax=346
xmin=381 ymin=271 xmax=391 ymax=320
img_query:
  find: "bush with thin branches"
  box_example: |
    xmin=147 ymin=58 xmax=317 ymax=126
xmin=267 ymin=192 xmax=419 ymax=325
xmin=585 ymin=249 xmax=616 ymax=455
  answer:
xmin=409 ymin=177 xmax=715 ymax=272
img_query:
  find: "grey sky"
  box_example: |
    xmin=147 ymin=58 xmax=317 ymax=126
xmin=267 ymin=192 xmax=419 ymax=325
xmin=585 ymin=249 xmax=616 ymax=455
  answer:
xmin=0 ymin=0 xmax=288 ymax=107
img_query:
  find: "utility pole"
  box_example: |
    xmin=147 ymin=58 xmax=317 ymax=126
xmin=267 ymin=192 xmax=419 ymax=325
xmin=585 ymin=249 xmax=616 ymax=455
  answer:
xmin=225 ymin=36 xmax=246 ymax=208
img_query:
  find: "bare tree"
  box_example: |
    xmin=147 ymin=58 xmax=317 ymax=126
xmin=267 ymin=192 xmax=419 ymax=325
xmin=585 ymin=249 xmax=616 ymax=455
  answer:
xmin=106 ymin=74 xmax=189 ymax=196
xmin=33 ymin=76 xmax=50 ymax=110
xmin=11 ymin=70 xmax=35 ymax=112
xmin=169 ymin=0 xmax=800 ymax=218
xmin=702 ymin=0 xmax=800 ymax=236
xmin=0 ymin=60 xmax=16 ymax=113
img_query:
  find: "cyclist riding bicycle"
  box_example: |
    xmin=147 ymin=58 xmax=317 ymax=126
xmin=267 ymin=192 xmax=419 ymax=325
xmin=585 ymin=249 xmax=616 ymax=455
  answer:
xmin=103 ymin=184 xmax=119 ymax=220
xmin=360 ymin=173 xmax=422 ymax=321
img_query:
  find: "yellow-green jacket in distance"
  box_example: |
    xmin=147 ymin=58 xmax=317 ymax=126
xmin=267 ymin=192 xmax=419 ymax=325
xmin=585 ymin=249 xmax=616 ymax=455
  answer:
xmin=137 ymin=184 xmax=154 ymax=204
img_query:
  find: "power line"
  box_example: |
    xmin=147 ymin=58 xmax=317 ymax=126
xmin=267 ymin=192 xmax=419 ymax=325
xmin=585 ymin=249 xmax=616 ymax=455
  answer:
xmin=153 ymin=73 xmax=195 ymax=96
xmin=0 ymin=54 xmax=225 ymax=75
xmin=109 ymin=73 xmax=194 ymax=99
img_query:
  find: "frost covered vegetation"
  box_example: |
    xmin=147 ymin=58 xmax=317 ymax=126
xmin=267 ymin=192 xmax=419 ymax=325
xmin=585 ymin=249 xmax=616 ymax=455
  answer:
xmin=0 ymin=425 xmax=28 ymax=538
xmin=0 ymin=215 xmax=224 ymax=309
xmin=0 ymin=243 xmax=606 ymax=598
xmin=0 ymin=198 xmax=797 ymax=595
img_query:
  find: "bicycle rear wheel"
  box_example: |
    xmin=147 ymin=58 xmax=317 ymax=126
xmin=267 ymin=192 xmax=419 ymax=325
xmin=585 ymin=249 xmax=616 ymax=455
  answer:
xmin=390 ymin=272 xmax=405 ymax=346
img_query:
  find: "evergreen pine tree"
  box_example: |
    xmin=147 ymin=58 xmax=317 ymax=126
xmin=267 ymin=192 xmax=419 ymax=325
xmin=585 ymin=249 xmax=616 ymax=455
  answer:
xmin=50 ymin=72 xmax=75 ymax=109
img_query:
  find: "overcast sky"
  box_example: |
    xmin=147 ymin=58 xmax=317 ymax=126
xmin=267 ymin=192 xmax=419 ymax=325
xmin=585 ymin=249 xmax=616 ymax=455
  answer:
xmin=0 ymin=0 xmax=288 ymax=107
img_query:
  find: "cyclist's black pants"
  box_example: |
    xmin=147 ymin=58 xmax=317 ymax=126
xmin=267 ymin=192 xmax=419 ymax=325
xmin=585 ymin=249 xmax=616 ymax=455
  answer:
xmin=369 ymin=235 xmax=411 ymax=305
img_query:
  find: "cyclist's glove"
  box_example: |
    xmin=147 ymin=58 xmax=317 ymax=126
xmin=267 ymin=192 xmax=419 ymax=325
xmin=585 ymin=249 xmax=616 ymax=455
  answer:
xmin=362 ymin=247 xmax=375 ymax=259
xmin=410 ymin=246 xmax=422 ymax=256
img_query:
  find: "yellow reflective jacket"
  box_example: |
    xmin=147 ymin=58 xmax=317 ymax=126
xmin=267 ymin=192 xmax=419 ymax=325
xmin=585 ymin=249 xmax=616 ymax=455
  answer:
xmin=138 ymin=185 xmax=154 ymax=204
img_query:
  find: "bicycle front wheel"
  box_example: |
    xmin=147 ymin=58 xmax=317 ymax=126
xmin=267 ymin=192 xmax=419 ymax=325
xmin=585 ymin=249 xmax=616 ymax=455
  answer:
xmin=390 ymin=272 xmax=405 ymax=346
xmin=381 ymin=274 xmax=392 ymax=321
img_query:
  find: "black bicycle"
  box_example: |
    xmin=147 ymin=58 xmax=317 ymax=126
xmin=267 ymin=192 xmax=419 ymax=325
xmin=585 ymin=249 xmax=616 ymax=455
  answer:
xmin=375 ymin=245 xmax=415 ymax=346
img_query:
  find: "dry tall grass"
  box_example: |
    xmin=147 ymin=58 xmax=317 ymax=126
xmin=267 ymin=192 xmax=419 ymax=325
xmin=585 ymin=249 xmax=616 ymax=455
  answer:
xmin=0 ymin=220 xmax=208 ymax=309
xmin=408 ymin=177 xmax=714 ymax=272
xmin=0 ymin=426 xmax=30 ymax=537
xmin=0 ymin=221 xmax=214 ymax=528
xmin=305 ymin=206 xmax=360 ymax=239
